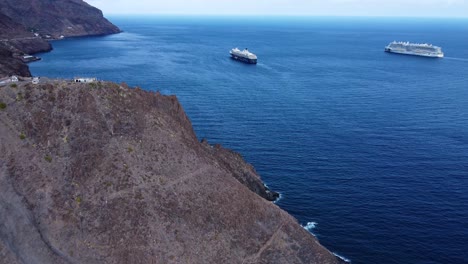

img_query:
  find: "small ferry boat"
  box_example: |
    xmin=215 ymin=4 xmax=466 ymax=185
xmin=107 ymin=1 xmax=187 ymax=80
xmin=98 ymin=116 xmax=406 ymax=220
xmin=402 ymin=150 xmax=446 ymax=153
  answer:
xmin=230 ymin=48 xmax=257 ymax=64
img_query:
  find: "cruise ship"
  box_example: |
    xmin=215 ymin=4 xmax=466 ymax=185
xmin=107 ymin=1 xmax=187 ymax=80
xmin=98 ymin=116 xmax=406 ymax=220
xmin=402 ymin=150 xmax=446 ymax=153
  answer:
xmin=385 ymin=41 xmax=444 ymax=58
xmin=230 ymin=48 xmax=257 ymax=64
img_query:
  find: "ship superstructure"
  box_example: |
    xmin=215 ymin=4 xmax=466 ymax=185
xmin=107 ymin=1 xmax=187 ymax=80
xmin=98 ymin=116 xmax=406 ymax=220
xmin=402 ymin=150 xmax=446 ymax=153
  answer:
xmin=230 ymin=48 xmax=257 ymax=64
xmin=385 ymin=41 xmax=444 ymax=58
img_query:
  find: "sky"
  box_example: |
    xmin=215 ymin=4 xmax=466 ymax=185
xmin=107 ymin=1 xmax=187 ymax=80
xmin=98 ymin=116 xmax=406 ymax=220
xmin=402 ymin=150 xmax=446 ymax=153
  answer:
xmin=85 ymin=0 xmax=468 ymax=17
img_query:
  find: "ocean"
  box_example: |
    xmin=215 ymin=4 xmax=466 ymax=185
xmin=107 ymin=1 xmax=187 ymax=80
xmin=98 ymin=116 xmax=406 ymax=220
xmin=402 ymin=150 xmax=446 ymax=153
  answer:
xmin=30 ymin=16 xmax=468 ymax=264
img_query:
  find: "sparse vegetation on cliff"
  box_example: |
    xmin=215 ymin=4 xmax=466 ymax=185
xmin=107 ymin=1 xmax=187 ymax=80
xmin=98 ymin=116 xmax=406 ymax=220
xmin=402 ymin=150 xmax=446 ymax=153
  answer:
xmin=0 ymin=80 xmax=340 ymax=264
xmin=44 ymin=155 xmax=52 ymax=163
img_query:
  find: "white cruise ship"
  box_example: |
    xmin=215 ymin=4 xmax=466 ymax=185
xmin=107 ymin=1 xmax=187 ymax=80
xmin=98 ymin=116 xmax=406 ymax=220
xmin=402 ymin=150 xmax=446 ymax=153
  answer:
xmin=385 ymin=41 xmax=444 ymax=58
xmin=230 ymin=48 xmax=257 ymax=64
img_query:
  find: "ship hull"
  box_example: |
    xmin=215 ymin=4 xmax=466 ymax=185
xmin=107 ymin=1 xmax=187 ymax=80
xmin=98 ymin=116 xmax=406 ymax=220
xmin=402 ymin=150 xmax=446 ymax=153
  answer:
xmin=230 ymin=54 xmax=257 ymax=64
xmin=385 ymin=48 xmax=444 ymax=58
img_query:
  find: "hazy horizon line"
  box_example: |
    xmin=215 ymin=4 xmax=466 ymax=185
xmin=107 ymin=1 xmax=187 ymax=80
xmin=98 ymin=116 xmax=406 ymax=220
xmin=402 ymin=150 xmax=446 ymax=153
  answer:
xmin=104 ymin=13 xmax=468 ymax=19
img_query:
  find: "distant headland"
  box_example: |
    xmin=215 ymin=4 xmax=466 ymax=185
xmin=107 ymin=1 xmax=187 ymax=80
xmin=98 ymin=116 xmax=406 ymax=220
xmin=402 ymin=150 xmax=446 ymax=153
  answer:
xmin=0 ymin=0 xmax=121 ymax=78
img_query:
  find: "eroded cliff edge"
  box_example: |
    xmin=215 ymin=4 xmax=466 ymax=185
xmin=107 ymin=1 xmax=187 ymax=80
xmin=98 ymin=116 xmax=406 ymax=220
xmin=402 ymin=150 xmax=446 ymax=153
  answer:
xmin=0 ymin=81 xmax=341 ymax=264
xmin=0 ymin=0 xmax=120 ymax=77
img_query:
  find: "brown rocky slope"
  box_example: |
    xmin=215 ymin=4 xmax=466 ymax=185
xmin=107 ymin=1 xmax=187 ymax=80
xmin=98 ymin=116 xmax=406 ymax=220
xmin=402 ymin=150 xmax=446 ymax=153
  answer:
xmin=0 ymin=80 xmax=342 ymax=264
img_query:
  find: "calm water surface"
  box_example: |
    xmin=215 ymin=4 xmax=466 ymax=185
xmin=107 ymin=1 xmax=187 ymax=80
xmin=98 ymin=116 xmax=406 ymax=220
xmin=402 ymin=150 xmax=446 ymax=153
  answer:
xmin=30 ymin=16 xmax=468 ymax=264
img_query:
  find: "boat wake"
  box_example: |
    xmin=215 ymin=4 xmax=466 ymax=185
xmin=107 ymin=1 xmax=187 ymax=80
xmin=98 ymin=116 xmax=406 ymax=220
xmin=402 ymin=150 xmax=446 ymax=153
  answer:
xmin=444 ymin=57 xmax=468 ymax=62
xmin=256 ymin=63 xmax=274 ymax=71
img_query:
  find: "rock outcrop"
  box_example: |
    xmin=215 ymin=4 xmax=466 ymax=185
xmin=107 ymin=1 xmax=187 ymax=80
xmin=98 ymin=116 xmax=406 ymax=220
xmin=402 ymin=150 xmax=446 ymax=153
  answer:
xmin=0 ymin=0 xmax=120 ymax=78
xmin=0 ymin=81 xmax=341 ymax=264
xmin=0 ymin=47 xmax=31 ymax=77
xmin=0 ymin=36 xmax=52 ymax=77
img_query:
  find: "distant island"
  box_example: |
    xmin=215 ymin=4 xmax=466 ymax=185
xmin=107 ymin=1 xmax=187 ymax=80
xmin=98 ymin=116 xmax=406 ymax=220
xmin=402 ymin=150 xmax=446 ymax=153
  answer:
xmin=0 ymin=1 xmax=343 ymax=263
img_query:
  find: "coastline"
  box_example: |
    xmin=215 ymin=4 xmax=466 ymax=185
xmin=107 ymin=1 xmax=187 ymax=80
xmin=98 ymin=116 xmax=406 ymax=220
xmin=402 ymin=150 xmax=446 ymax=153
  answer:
xmin=0 ymin=3 xmax=352 ymax=259
xmin=22 ymin=19 xmax=346 ymax=263
xmin=23 ymin=15 xmax=468 ymax=264
xmin=0 ymin=78 xmax=343 ymax=263
xmin=0 ymin=30 xmax=125 ymax=78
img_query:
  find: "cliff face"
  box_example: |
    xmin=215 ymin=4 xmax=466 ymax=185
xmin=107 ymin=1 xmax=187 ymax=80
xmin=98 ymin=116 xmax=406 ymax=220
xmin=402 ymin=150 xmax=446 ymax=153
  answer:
xmin=0 ymin=81 xmax=341 ymax=264
xmin=0 ymin=35 xmax=52 ymax=77
xmin=0 ymin=0 xmax=120 ymax=38
xmin=0 ymin=13 xmax=30 ymax=38
xmin=0 ymin=48 xmax=30 ymax=77
xmin=0 ymin=0 xmax=120 ymax=78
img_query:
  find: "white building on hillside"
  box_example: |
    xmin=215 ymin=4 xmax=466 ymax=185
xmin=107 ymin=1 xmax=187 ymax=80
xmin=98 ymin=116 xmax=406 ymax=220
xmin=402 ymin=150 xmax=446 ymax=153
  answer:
xmin=74 ymin=77 xmax=97 ymax=83
xmin=11 ymin=76 xmax=19 ymax=82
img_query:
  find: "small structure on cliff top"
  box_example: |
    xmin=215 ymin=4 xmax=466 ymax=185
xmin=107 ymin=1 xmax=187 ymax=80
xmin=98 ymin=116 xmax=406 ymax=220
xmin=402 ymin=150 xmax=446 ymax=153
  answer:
xmin=74 ymin=77 xmax=97 ymax=83
xmin=10 ymin=75 xmax=18 ymax=82
xmin=32 ymin=77 xmax=40 ymax=84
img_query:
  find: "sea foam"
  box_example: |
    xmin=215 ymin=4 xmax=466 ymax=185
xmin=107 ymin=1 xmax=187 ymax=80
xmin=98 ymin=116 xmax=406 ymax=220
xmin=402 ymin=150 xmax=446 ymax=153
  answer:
xmin=302 ymin=221 xmax=351 ymax=262
xmin=302 ymin=221 xmax=318 ymax=232
xmin=273 ymin=192 xmax=283 ymax=204
xmin=333 ymin=252 xmax=352 ymax=263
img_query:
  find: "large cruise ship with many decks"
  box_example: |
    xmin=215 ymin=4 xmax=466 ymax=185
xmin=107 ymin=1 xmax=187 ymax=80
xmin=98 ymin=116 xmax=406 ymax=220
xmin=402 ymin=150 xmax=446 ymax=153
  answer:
xmin=385 ymin=41 xmax=444 ymax=58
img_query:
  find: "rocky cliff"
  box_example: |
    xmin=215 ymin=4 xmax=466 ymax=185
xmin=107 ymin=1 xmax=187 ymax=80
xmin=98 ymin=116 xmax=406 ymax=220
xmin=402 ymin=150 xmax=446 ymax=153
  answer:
xmin=0 ymin=80 xmax=341 ymax=264
xmin=0 ymin=13 xmax=30 ymax=38
xmin=0 ymin=0 xmax=120 ymax=77
xmin=0 ymin=47 xmax=30 ymax=77
xmin=0 ymin=0 xmax=120 ymax=38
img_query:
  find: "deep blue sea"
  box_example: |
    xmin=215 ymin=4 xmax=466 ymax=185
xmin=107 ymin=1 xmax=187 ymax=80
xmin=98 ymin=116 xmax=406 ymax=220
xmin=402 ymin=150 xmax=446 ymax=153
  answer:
xmin=30 ymin=16 xmax=468 ymax=264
